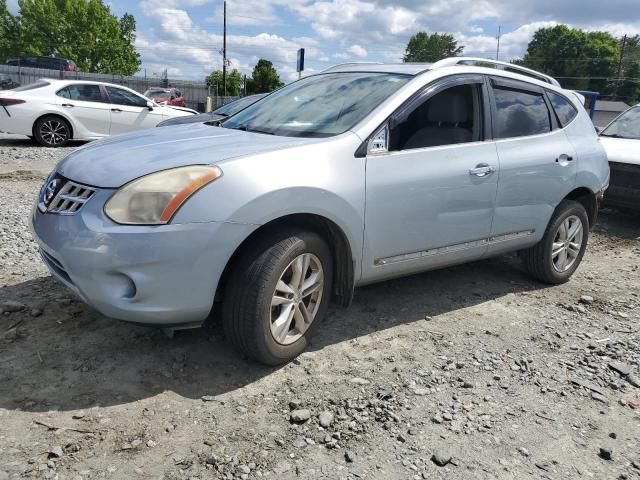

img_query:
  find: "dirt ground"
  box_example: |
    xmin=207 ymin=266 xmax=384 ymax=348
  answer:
xmin=0 ymin=133 xmax=639 ymax=480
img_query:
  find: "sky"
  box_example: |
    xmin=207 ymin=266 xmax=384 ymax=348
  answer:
xmin=7 ymin=0 xmax=640 ymax=82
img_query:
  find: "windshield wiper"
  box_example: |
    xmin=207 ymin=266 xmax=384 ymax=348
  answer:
xmin=600 ymin=133 xmax=625 ymax=138
xmin=227 ymin=124 xmax=275 ymax=135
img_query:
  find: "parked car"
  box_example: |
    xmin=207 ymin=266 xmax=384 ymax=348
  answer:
xmin=157 ymin=94 xmax=266 ymax=127
xmin=7 ymin=56 xmax=78 ymax=72
xmin=143 ymin=87 xmax=186 ymax=107
xmin=0 ymin=73 xmax=19 ymax=90
xmin=599 ymin=104 xmax=640 ymax=211
xmin=0 ymin=79 xmax=197 ymax=147
xmin=30 ymin=58 xmax=609 ymax=365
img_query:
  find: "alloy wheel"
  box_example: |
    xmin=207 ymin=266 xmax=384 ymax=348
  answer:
xmin=270 ymin=253 xmax=324 ymax=345
xmin=551 ymin=215 xmax=583 ymax=273
xmin=40 ymin=120 xmax=68 ymax=146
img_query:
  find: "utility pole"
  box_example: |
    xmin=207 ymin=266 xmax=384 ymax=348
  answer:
xmin=222 ymin=0 xmax=227 ymax=99
xmin=496 ymin=25 xmax=501 ymax=61
xmin=615 ymin=34 xmax=627 ymax=100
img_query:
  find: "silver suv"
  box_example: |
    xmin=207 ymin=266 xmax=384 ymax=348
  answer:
xmin=31 ymin=58 xmax=609 ymax=365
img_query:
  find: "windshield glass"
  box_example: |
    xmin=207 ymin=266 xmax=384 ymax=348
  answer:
xmin=214 ymin=95 xmax=264 ymax=116
xmin=601 ymin=106 xmax=640 ymax=139
xmin=222 ymin=72 xmax=410 ymax=137
xmin=12 ymin=81 xmax=50 ymax=92
xmin=144 ymin=89 xmax=169 ymax=99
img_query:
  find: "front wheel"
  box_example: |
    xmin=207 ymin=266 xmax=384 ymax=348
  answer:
xmin=222 ymin=229 xmax=333 ymax=365
xmin=521 ymin=200 xmax=589 ymax=284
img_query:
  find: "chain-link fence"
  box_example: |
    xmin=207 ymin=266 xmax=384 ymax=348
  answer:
xmin=0 ymin=65 xmax=212 ymax=112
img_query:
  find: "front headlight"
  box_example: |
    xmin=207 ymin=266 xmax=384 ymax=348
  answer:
xmin=104 ymin=165 xmax=222 ymax=225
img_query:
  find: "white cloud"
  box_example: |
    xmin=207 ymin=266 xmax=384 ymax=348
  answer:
xmin=348 ymin=45 xmax=367 ymax=58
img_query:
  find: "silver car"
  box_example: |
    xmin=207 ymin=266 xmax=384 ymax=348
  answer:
xmin=30 ymin=58 xmax=609 ymax=365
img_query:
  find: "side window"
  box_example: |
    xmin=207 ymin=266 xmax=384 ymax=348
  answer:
xmin=106 ymin=86 xmax=148 ymax=108
xmin=547 ymin=91 xmax=578 ymax=128
xmin=492 ymin=87 xmax=551 ymax=139
xmin=63 ymin=84 xmax=104 ymax=103
xmin=389 ymin=84 xmax=482 ymax=151
xmin=56 ymin=87 xmax=70 ymax=99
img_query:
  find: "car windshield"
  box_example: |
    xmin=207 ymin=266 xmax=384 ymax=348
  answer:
xmin=601 ymin=106 xmax=640 ymax=140
xmin=214 ymin=95 xmax=264 ymax=117
xmin=145 ymin=90 xmax=169 ymax=99
xmin=222 ymin=72 xmax=411 ymax=137
xmin=12 ymin=81 xmax=50 ymax=91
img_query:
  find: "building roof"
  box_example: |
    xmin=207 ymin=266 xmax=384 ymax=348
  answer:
xmin=595 ymin=100 xmax=631 ymax=112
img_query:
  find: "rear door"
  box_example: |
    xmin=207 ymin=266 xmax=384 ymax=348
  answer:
xmin=55 ymin=84 xmax=112 ymax=136
xmin=104 ymin=86 xmax=164 ymax=134
xmin=488 ymin=77 xmax=577 ymax=254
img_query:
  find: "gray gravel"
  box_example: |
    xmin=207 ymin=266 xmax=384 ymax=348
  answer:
xmin=1 ymin=132 xmax=640 ymax=479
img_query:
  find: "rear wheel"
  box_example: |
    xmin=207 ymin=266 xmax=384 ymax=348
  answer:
xmin=521 ymin=200 xmax=589 ymax=284
xmin=34 ymin=115 xmax=71 ymax=147
xmin=222 ymin=229 xmax=333 ymax=365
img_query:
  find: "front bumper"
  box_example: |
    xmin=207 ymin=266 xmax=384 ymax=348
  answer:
xmin=30 ymin=187 xmax=255 ymax=325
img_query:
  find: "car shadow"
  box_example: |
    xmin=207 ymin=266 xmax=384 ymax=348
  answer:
xmin=0 ymin=253 xmax=548 ymax=413
xmin=1 ymin=210 xmax=635 ymax=412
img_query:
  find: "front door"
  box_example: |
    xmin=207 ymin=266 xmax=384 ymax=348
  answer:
xmin=104 ymin=86 xmax=164 ymax=134
xmin=362 ymin=75 xmax=500 ymax=282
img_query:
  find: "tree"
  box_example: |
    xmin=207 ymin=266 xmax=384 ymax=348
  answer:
xmin=2 ymin=0 xmax=141 ymax=75
xmin=0 ymin=0 xmax=21 ymax=61
xmin=403 ymin=32 xmax=464 ymax=63
xmin=246 ymin=59 xmax=283 ymax=94
xmin=516 ymin=25 xmax=619 ymax=93
xmin=206 ymin=69 xmax=243 ymax=96
xmin=618 ymin=61 xmax=640 ymax=103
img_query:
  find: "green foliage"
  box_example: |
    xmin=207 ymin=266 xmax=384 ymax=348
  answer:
xmin=206 ymin=69 xmax=243 ymax=96
xmin=618 ymin=61 xmax=640 ymax=103
xmin=1 ymin=0 xmax=141 ymax=75
xmin=0 ymin=0 xmax=22 ymax=61
xmin=517 ymin=25 xmax=619 ymax=93
xmin=246 ymin=59 xmax=283 ymax=94
xmin=403 ymin=32 xmax=464 ymax=63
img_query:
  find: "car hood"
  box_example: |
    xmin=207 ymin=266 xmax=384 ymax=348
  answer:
xmin=599 ymin=136 xmax=640 ymax=166
xmin=56 ymin=123 xmax=319 ymax=188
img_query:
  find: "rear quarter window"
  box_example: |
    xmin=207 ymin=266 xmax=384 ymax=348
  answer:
xmin=547 ymin=91 xmax=578 ymax=128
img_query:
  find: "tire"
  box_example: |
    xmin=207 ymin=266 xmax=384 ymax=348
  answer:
xmin=33 ymin=115 xmax=71 ymax=147
xmin=222 ymin=229 xmax=333 ymax=365
xmin=521 ymin=200 xmax=589 ymax=284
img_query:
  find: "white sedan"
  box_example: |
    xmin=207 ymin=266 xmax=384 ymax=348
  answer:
xmin=0 ymin=79 xmax=197 ymax=147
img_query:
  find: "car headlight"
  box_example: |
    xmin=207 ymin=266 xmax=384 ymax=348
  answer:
xmin=104 ymin=165 xmax=222 ymax=225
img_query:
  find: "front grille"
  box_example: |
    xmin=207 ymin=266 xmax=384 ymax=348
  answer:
xmin=39 ymin=175 xmax=96 ymax=215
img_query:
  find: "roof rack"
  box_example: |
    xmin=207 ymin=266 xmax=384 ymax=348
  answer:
xmin=321 ymin=62 xmax=383 ymax=73
xmin=430 ymin=57 xmax=561 ymax=87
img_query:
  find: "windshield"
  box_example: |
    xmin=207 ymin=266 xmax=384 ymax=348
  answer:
xmin=601 ymin=106 xmax=640 ymax=139
xmin=12 ymin=81 xmax=50 ymax=92
xmin=214 ymin=95 xmax=264 ymax=117
xmin=144 ymin=89 xmax=169 ymax=99
xmin=222 ymin=72 xmax=410 ymax=137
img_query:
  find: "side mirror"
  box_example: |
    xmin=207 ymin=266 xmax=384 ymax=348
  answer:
xmin=368 ymin=124 xmax=389 ymax=155
xmin=146 ymin=100 xmax=154 ymax=111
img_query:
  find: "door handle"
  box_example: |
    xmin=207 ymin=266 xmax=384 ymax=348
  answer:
xmin=61 ymin=103 xmax=74 ymax=108
xmin=555 ymin=154 xmax=574 ymax=163
xmin=111 ymin=108 xmax=122 ymax=113
xmin=469 ymin=163 xmax=496 ymax=177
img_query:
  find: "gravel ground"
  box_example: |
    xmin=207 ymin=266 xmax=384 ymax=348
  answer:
xmin=0 ymin=132 xmax=639 ymax=480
